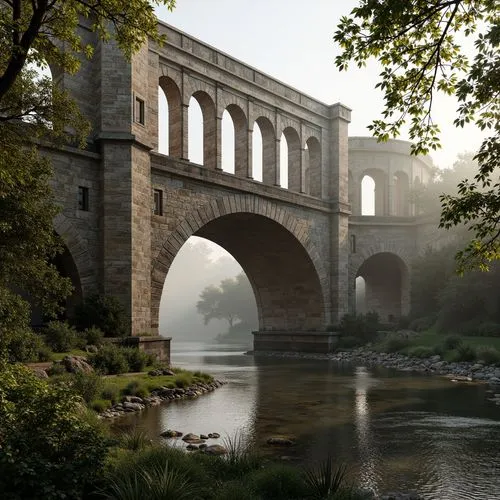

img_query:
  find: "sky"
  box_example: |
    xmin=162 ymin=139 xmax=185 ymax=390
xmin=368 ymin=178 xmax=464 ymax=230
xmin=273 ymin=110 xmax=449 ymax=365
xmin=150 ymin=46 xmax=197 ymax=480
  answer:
xmin=156 ymin=0 xmax=485 ymax=170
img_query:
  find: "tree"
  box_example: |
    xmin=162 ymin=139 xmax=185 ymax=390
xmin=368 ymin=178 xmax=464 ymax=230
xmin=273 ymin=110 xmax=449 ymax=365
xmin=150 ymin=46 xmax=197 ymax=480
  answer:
xmin=335 ymin=0 xmax=499 ymax=272
xmin=0 ymin=1 xmax=175 ymax=356
xmin=196 ymin=273 xmax=258 ymax=333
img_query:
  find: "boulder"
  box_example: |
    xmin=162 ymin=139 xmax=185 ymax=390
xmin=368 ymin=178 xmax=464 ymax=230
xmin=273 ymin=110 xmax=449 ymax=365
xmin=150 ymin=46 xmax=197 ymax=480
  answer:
xmin=182 ymin=433 xmax=200 ymax=442
xmin=33 ymin=368 xmax=49 ymax=379
xmin=61 ymin=355 xmax=93 ymax=374
xmin=208 ymin=432 xmax=220 ymax=439
xmin=160 ymin=429 xmax=182 ymax=438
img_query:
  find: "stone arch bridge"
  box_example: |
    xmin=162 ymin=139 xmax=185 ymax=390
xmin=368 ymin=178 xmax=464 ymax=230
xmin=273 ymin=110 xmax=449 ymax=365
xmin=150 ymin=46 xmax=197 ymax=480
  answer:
xmin=43 ymin=21 xmax=436 ymax=354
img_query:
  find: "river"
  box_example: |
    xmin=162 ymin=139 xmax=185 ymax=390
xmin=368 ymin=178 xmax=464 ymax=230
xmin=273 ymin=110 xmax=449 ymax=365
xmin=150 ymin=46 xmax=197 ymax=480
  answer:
xmin=116 ymin=341 xmax=500 ymax=499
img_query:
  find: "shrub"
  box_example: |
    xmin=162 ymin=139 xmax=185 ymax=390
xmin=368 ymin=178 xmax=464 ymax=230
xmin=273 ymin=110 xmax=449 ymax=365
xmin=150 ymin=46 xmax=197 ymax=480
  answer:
xmin=450 ymin=344 xmax=477 ymax=362
xmin=70 ymin=372 xmax=104 ymax=404
xmin=247 ymin=464 xmax=308 ymax=500
xmin=408 ymin=346 xmax=434 ymax=359
xmin=0 ymin=363 xmax=108 ymax=499
xmin=84 ymin=326 xmax=104 ymax=346
xmin=122 ymin=347 xmax=155 ymax=372
xmin=101 ymin=385 xmax=120 ymax=403
xmin=91 ymin=398 xmax=112 ymax=412
xmin=476 ymin=322 xmax=500 ymax=337
xmin=336 ymin=336 xmax=362 ymax=350
xmin=37 ymin=343 xmax=53 ymax=362
xmin=46 ymin=361 xmax=67 ymax=376
xmin=5 ymin=328 xmax=46 ymax=362
xmin=174 ymin=373 xmax=192 ymax=388
xmin=89 ymin=344 xmax=129 ymax=375
xmin=443 ymin=335 xmax=463 ymax=350
xmin=122 ymin=380 xmax=149 ymax=399
xmin=476 ymin=346 xmax=500 ymax=365
xmin=74 ymin=294 xmax=129 ymax=337
xmin=215 ymin=480 xmax=259 ymax=500
xmin=339 ymin=312 xmax=380 ymax=344
xmin=120 ymin=429 xmax=151 ymax=451
xmin=408 ymin=315 xmax=436 ymax=332
xmin=383 ymin=334 xmax=409 ymax=353
xmin=44 ymin=320 xmax=78 ymax=352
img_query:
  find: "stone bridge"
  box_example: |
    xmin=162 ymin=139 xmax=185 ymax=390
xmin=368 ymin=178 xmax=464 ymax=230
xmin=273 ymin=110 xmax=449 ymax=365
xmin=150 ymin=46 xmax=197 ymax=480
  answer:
xmin=42 ymin=21 xmax=436 ymax=354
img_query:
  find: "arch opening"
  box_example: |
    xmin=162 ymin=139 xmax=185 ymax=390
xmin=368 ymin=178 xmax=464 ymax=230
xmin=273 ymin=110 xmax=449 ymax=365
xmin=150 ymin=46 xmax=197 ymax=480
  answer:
xmin=361 ymin=169 xmax=387 ymax=216
xmin=158 ymin=77 xmax=182 ymax=156
xmin=189 ymin=91 xmax=216 ymax=168
xmin=355 ymin=276 xmax=366 ymax=314
xmin=305 ymin=136 xmax=321 ymax=197
xmin=252 ymin=121 xmax=263 ymax=182
xmin=280 ymin=127 xmax=301 ymax=191
xmin=153 ymin=213 xmax=326 ymax=334
xmin=255 ymin=117 xmax=275 ymax=185
xmin=222 ymin=104 xmax=248 ymax=176
xmin=356 ymin=252 xmax=409 ymax=323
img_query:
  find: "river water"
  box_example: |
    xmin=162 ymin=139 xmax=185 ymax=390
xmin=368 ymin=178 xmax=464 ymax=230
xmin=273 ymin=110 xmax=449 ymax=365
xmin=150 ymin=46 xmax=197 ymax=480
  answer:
xmin=116 ymin=341 xmax=500 ymax=499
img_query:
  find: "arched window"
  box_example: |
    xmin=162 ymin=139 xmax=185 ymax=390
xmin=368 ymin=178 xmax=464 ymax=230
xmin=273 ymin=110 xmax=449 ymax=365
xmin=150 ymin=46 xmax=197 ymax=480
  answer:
xmin=221 ymin=109 xmax=235 ymax=173
xmin=188 ymin=97 xmax=204 ymax=165
xmin=157 ymin=86 xmax=169 ymax=154
xmin=355 ymin=276 xmax=366 ymax=314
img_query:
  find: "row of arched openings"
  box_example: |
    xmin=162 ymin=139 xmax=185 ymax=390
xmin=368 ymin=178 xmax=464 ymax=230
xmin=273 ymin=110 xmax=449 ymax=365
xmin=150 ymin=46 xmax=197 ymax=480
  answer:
xmin=158 ymin=77 xmax=321 ymax=196
xmin=355 ymin=171 xmax=411 ymax=216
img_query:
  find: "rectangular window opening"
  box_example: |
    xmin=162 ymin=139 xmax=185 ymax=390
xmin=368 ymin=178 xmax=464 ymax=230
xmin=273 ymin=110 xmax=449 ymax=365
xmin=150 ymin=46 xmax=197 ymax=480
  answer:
xmin=78 ymin=186 xmax=89 ymax=211
xmin=153 ymin=189 xmax=163 ymax=216
xmin=134 ymin=96 xmax=145 ymax=125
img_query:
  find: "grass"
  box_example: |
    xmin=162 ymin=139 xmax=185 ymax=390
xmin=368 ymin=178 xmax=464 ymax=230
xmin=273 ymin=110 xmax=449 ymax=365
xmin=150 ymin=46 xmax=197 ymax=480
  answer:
xmin=92 ymin=368 xmax=214 ymax=411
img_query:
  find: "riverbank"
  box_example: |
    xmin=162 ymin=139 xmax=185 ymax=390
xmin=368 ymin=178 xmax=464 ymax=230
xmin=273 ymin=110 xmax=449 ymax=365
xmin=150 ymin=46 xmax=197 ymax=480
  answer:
xmin=249 ymin=348 xmax=500 ymax=403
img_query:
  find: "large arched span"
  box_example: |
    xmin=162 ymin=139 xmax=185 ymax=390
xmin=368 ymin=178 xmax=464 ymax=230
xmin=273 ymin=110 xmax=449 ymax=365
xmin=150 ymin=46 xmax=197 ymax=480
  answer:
xmin=151 ymin=198 xmax=328 ymax=333
xmin=355 ymin=252 xmax=409 ymax=322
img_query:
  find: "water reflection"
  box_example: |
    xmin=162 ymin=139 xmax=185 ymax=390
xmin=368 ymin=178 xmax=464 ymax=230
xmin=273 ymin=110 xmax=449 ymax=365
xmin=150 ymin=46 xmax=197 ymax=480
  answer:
xmin=117 ymin=342 xmax=500 ymax=499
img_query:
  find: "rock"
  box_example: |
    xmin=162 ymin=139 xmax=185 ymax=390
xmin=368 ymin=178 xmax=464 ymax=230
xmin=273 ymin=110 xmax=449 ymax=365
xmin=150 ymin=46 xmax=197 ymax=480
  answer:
xmin=429 ymin=355 xmax=441 ymax=363
xmin=33 ymin=368 xmax=49 ymax=379
xmin=62 ymin=355 xmax=93 ymax=374
xmin=199 ymin=443 xmax=207 ymax=450
xmin=203 ymin=444 xmax=227 ymax=456
xmin=182 ymin=433 xmax=200 ymax=442
xmin=123 ymin=395 xmax=144 ymax=404
xmin=148 ymin=369 xmax=162 ymax=376
xmin=160 ymin=429 xmax=182 ymax=438
xmin=488 ymin=377 xmax=500 ymax=386
xmin=200 ymin=434 xmax=208 ymax=440
xmin=122 ymin=401 xmax=143 ymax=411
xmin=471 ymin=363 xmax=484 ymax=371
xmin=208 ymin=432 xmax=220 ymax=439
xmin=267 ymin=436 xmax=295 ymax=446
xmin=162 ymin=368 xmax=175 ymax=376
xmin=186 ymin=444 xmax=198 ymax=451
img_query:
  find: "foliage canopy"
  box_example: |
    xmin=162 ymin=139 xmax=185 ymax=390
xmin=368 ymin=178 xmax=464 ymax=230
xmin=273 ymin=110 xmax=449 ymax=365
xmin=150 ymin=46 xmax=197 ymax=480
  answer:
xmin=335 ymin=0 xmax=500 ymax=272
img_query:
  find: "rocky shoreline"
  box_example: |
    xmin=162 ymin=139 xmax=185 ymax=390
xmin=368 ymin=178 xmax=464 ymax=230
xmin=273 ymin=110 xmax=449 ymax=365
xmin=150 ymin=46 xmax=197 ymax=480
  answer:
xmin=99 ymin=378 xmax=226 ymax=419
xmin=250 ymin=348 xmax=500 ymax=405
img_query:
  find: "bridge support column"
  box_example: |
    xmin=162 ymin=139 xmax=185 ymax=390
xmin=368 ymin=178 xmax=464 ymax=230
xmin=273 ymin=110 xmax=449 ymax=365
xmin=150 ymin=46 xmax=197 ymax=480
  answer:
xmin=181 ymin=103 xmax=189 ymax=161
xmin=329 ymin=103 xmax=351 ymax=325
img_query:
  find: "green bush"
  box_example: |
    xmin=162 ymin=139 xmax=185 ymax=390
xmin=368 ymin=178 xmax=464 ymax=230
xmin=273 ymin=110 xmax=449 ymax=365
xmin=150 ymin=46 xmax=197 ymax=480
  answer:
xmin=89 ymin=344 xmax=129 ymax=375
xmin=476 ymin=346 xmax=500 ymax=365
xmin=122 ymin=347 xmax=155 ymax=372
xmin=215 ymin=480 xmax=259 ymax=500
xmin=450 ymin=344 xmax=477 ymax=362
xmin=74 ymin=294 xmax=129 ymax=337
xmin=408 ymin=315 xmax=436 ymax=332
xmin=70 ymin=372 xmax=103 ymax=404
xmin=84 ymin=326 xmax=104 ymax=346
xmin=46 ymin=361 xmax=67 ymax=376
xmin=37 ymin=343 xmax=53 ymax=362
xmin=91 ymin=398 xmax=112 ymax=412
xmin=101 ymin=385 xmax=120 ymax=403
xmin=122 ymin=380 xmax=149 ymax=399
xmin=44 ymin=321 xmax=78 ymax=352
xmin=383 ymin=334 xmax=409 ymax=353
xmin=336 ymin=336 xmax=362 ymax=350
xmin=408 ymin=346 xmax=435 ymax=359
xmin=5 ymin=328 xmax=46 ymax=362
xmin=339 ymin=312 xmax=380 ymax=344
xmin=247 ymin=464 xmax=308 ymax=500
xmin=174 ymin=373 xmax=192 ymax=388
xmin=0 ymin=363 xmax=108 ymax=499
xmin=443 ymin=335 xmax=463 ymax=350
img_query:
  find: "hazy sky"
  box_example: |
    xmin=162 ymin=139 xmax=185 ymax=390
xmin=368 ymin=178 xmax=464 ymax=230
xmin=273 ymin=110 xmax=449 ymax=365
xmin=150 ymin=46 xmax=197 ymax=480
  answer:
xmin=156 ymin=0 xmax=485 ymax=170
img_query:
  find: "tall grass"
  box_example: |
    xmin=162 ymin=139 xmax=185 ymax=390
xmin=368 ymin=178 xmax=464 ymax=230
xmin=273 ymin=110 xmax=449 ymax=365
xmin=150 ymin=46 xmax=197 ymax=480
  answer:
xmin=304 ymin=455 xmax=348 ymax=499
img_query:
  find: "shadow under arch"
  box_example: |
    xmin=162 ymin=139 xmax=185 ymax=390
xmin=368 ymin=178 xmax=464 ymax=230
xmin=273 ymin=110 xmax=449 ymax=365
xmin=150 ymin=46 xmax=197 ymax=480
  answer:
xmin=355 ymin=252 xmax=410 ymax=322
xmin=152 ymin=197 xmax=329 ymax=333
